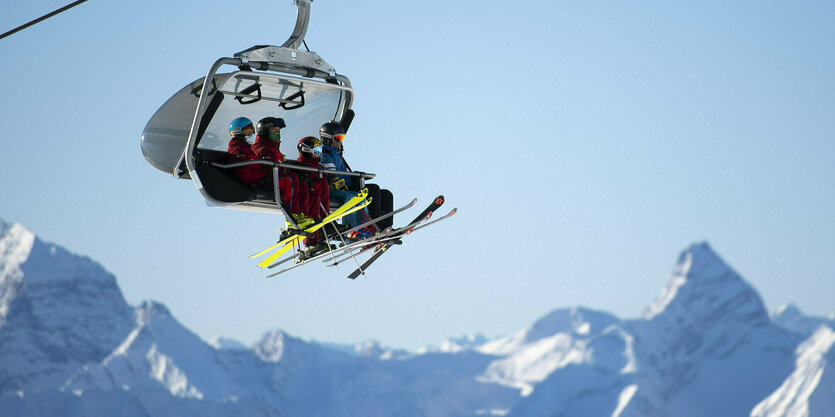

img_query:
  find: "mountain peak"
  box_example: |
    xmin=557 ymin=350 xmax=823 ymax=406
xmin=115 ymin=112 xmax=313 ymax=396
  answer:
xmin=253 ymin=329 xmax=294 ymax=362
xmin=0 ymin=218 xmax=134 ymax=392
xmin=642 ymin=242 xmax=766 ymax=324
xmin=207 ymin=335 xmax=248 ymax=350
xmin=773 ymin=304 xmax=835 ymax=338
xmin=417 ymin=334 xmax=488 ymax=355
xmin=528 ymin=307 xmax=619 ymax=340
xmin=0 ymin=220 xmax=35 ymax=278
xmin=478 ymin=307 xmax=620 ymax=357
xmin=0 ymin=220 xmax=36 ymax=327
xmin=135 ymin=300 xmax=172 ymax=326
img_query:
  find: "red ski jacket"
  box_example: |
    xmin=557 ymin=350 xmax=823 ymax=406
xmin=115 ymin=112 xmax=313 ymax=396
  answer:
xmin=295 ymin=155 xmax=327 ymax=181
xmin=252 ymin=136 xmax=286 ymax=162
xmin=297 ymin=155 xmax=330 ymax=218
xmin=226 ymin=137 xmax=266 ymax=185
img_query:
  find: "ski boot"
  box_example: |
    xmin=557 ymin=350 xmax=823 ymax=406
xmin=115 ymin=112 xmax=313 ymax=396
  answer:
xmin=301 ymin=241 xmax=329 ymax=260
xmin=289 ymin=213 xmax=315 ymax=229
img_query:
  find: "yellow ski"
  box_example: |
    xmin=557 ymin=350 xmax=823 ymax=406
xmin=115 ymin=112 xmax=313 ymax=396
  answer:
xmin=256 ymin=198 xmax=372 ymax=268
xmin=250 ymin=188 xmax=369 ymax=259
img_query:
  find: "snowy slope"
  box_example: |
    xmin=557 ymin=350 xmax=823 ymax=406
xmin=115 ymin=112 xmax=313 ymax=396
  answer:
xmin=506 ymin=243 xmax=801 ymax=417
xmin=0 ymin=218 xmax=519 ymax=416
xmin=1 ymin=218 xmax=832 ymax=417
xmin=752 ymin=326 xmax=835 ymax=417
xmin=0 ymin=218 xmax=134 ymax=393
xmin=64 ymin=300 xmax=263 ymax=400
xmin=616 ymin=243 xmax=799 ymax=417
xmin=477 ymin=307 xmax=628 ymax=396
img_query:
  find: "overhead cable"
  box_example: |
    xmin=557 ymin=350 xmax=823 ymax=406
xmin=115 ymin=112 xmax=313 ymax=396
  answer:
xmin=0 ymin=0 xmax=90 ymax=40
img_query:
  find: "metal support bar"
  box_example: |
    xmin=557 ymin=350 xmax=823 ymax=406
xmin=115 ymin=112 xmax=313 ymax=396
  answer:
xmin=274 ymin=167 xmax=298 ymax=229
xmin=180 ymin=57 xmax=242 ymax=180
xmin=282 ymin=0 xmax=312 ymax=49
xmin=211 ymin=160 xmax=376 ymax=180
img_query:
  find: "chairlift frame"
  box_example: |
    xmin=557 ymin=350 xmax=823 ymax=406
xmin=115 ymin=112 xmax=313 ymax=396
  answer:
xmin=144 ymin=0 xmax=374 ymax=224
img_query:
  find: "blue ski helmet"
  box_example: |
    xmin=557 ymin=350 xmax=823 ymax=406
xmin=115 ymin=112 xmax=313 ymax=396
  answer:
xmin=229 ymin=117 xmax=254 ymax=137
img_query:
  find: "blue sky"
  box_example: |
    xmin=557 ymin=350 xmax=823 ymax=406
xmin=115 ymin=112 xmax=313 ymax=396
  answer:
xmin=1 ymin=0 xmax=833 ymax=349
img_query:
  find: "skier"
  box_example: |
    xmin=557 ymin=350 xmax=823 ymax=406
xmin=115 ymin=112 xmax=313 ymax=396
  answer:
xmin=251 ymin=117 xmax=312 ymax=226
xmin=296 ymin=136 xmax=331 ymax=252
xmin=296 ymin=136 xmax=330 ymax=221
xmin=318 ymin=121 xmax=393 ymax=236
xmin=226 ymin=117 xmax=267 ymax=186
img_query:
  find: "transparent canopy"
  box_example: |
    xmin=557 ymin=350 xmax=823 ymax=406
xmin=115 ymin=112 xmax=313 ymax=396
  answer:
xmin=199 ymin=71 xmax=353 ymax=158
xmin=141 ymin=70 xmax=353 ymax=175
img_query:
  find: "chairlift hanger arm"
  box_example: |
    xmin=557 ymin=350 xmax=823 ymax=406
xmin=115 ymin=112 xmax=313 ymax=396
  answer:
xmin=282 ymin=0 xmax=312 ymax=49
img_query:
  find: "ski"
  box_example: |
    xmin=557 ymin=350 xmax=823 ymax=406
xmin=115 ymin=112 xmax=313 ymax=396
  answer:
xmin=339 ymin=198 xmax=417 ymax=238
xmin=326 ymin=234 xmax=401 ymax=267
xmin=324 ymin=227 xmax=399 ymax=266
xmin=269 ymin=226 xmax=393 ymax=270
xmin=409 ymin=207 xmax=457 ymax=234
xmin=328 ymin=207 xmax=456 ymax=269
xmin=275 ymin=197 xmax=414 ymax=267
xmin=256 ymin=197 xmax=372 ymax=268
xmin=347 ymin=196 xmax=446 ymax=279
xmin=250 ymin=188 xmax=370 ymax=259
xmin=264 ymin=233 xmax=406 ymax=278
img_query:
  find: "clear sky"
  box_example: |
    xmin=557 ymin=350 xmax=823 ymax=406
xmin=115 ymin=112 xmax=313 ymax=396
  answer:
xmin=1 ymin=0 xmax=833 ymax=350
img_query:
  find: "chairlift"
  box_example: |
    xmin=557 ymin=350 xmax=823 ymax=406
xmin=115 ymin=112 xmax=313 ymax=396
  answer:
xmin=140 ymin=0 xmax=372 ymax=227
xmin=140 ymin=1 xmax=456 ymax=277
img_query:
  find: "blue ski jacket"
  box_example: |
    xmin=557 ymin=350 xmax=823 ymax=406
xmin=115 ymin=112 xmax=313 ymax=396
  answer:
xmin=319 ymin=144 xmax=354 ymax=190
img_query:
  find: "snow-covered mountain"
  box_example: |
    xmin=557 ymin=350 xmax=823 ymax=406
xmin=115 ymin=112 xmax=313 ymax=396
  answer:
xmin=773 ymin=304 xmax=835 ymax=339
xmin=0 ymin=217 xmax=832 ymax=416
xmin=0 ymin=218 xmax=134 ymax=393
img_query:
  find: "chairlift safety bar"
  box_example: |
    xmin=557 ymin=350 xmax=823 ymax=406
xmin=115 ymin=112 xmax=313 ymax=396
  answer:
xmin=210 ymin=160 xmax=375 ymax=180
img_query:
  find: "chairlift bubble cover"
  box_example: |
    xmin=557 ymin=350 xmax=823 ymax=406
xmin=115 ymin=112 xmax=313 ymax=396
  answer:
xmin=141 ymin=71 xmax=353 ymax=176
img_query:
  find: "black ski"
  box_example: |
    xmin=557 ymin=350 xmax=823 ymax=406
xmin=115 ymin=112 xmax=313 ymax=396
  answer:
xmin=347 ymin=195 xmax=445 ymax=279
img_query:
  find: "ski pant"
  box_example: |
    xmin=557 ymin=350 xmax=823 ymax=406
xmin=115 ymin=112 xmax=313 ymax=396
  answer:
xmin=304 ymin=178 xmax=330 ymax=220
xmin=268 ymin=172 xmax=308 ymax=216
xmin=329 ymin=189 xmax=369 ymax=228
xmin=331 ymin=184 xmax=393 ymax=231
xmin=363 ymin=183 xmax=394 ymax=230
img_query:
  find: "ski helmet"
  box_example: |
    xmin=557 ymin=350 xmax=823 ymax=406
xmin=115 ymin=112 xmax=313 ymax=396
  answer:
xmin=256 ymin=117 xmax=286 ymax=142
xmin=298 ymin=136 xmax=323 ymax=158
xmin=229 ymin=117 xmax=254 ymax=137
xmin=319 ymin=121 xmax=346 ymax=145
xmin=256 ymin=117 xmax=286 ymax=137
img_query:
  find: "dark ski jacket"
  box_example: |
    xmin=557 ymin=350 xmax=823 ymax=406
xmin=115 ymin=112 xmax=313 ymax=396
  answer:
xmin=227 ymin=137 xmax=266 ymax=185
xmin=320 ymin=144 xmax=353 ymax=190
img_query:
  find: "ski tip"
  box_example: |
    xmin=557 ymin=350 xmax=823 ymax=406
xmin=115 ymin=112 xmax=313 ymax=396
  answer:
xmin=449 ymin=208 xmax=458 ymax=215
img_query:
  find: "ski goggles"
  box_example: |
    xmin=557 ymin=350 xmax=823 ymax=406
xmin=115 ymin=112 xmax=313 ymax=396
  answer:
xmin=230 ymin=125 xmax=254 ymax=136
xmin=333 ymin=133 xmax=346 ymax=142
xmin=313 ymin=145 xmax=323 ymax=155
